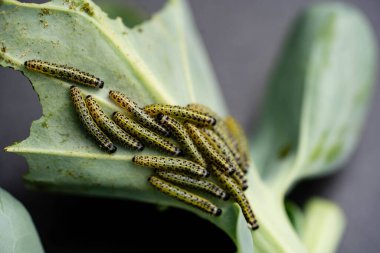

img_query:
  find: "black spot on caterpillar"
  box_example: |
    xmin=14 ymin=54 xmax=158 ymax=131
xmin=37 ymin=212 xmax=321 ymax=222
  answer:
xmin=224 ymin=116 xmax=250 ymax=172
xmin=25 ymin=60 xmax=104 ymax=88
xmin=148 ymin=176 xmax=222 ymax=216
xmin=133 ymin=155 xmax=209 ymax=178
xmin=144 ymin=104 xmax=216 ymax=126
xmin=69 ymin=86 xmax=115 ymax=153
xmin=210 ymin=165 xmax=258 ymax=230
xmin=155 ymin=170 xmax=229 ymax=200
xmin=202 ymin=128 xmax=248 ymax=190
xmin=85 ymin=95 xmax=144 ymax=151
xmin=185 ymin=123 xmax=235 ymax=175
xmin=109 ymin=90 xmax=170 ymax=136
xmin=113 ymin=112 xmax=181 ymax=155
xmin=157 ymin=114 xmax=207 ymax=167
xmin=187 ymin=104 xmax=243 ymax=170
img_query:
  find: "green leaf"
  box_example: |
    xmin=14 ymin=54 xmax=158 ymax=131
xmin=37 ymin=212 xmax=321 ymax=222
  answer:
xmin=0 ymin=188 xmax=44 ymax=253
xmin=251 ymin=3 xmax=377 ymax=195
xmin=301 ymin=198 xmax=345 ymax=253
xmin=0 ymin=1 xmax=374 ymax=252
xmin=285 ymin=201 xmax=305 ymax=236
xmin=0 ymin=0 xmax=253 ymax=251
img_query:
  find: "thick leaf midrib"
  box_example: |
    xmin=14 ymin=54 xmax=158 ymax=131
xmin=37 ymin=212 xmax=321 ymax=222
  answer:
xmin=5 ymin=146 xmax=134 ymax=161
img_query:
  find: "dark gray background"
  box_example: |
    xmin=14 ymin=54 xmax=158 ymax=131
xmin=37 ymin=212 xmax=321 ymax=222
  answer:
xmin=0 ymin=0 xmax=379 ymax=252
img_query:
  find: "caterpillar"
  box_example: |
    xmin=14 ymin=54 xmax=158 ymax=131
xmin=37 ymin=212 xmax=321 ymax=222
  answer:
xmin=224 ymin=116 xmax=250 ymax=173
xmin=69 ymin=86 xmax=116 ymax=153
xmin=202 ymin=128 xmax=248 ymax=190
xmin=185 ymin=123 xmax=235 ymax=175
xmin=109 ymin=90 xmax=170 ymax=136
xmin=148 ymin=176 xmax=222 ymax=216
xmin=157 ymin=114 xmax=207 ymax=167
xmin=113 ymin=112 xmax=181 ymax=155
xmin=187 ymin=104 xmax=242 ymax=168
xmin=155 ymin=170 xmax=229 ymax=200
xmin=25 ymin=60 xmax=104 ymax=88
xmin=85 ymin=95 xmax=144 ymax=151
xmin=210 ymin=165 xmax=258 ymax=230
xmin=144 ymin=104 xmax=216 ymax=126
xmin=133 ymin=155 xmax=209 ymax=178
xmin=186 ymin=103 xmax=221 ymax=121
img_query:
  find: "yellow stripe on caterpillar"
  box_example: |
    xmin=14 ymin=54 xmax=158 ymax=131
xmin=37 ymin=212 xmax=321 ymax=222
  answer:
xmin=185 ymin=123 xmax=235 ymax=175
xmin=148 ymin=176 xmax=222 ymax=216
xmin=109 ymin=90 xmax=170 ymax=136
xmin=202 ymin=128 xmax=248 ymax=190
xmin=210 ymin=165 xmax=258 ymax=230
xmin=113 ymin=112 xmax=181 ymax=155
xmin=144 ymin=104 xmax=216 ymax=126
xmin=69 ymin=86 xmax=115 ymax=153
xmin=187 ymin=104 xmax=242 ymax=167
xmin=155 ymin=170 xmax=229 ymax=200
xmin=224 ymin=116 xmax=250 ymax=173
xmin=157 ymin=114 xmax=207 ymax=167
xmin=133 ymin=155 xmax=209 ymax=178
xmin=25 ymin=60 xmax=103 ymax=88
xmin=85 ymin=95 xmax=143 ymax=151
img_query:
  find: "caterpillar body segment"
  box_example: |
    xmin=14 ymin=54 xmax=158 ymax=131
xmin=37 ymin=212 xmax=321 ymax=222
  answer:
xmin=157 ymin=114 xmax=207 ymax=167
xmin=225 ymin=116 xmax=250 ymax=173
xmin=155 ymin=170 xmax=229 ymax=200
xmin=210 ymin=165 xmax=258 ymax=230
xmin=25 ymin=60 xmax=104 ymax=88
xmin=113 ymin=112 xmax=181 ymax=155
xmin=144 ymin=104 xmax=216 ymax=126
xmin=185 ymin=123 xmax=235 ymax=175
xmin=187 ymin=104 xmax=243 ymax=170
xmin=133 ymin=155 xmax=209 ymax=178
xmin=202 ymin=128 xmax=247 ymax=190
xmin=109 ymin=90 xmax=170 ymax=136
xmin=69 ymin=86 xmax=115 ymax=153
xmin=85 ymin=95 xmax=143 ymax=151
xmin=148 ymin=176 xmax=222 ymax=216
xmin=186 ymin=103 xmax=221 ymax=121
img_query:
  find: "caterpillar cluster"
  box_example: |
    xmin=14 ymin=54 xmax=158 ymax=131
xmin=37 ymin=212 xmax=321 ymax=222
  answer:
xmin=25 ymin=60 xmax=258 ymax=230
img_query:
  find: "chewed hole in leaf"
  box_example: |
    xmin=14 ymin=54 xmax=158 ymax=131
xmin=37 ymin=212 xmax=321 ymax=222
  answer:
xmin=95 ymin=0 xmax=166 ymax=28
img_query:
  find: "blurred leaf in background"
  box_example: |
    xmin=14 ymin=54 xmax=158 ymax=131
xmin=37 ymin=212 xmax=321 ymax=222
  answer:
xmin=0 ymin=188 xmax=44 ymax=253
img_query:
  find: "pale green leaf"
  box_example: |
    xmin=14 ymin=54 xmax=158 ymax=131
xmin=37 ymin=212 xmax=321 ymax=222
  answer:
xmin=285 ymin=201 xmax=305 ymax=236
xmin=251 ymin=3 xmax=377 ymax=195
xmin=302 ymin=198 xmax=345 ymax=253
xmin=0 ymin=188 xmax=44 ymax=253
xmin=0 ymin=0 xmax=256 ymax=251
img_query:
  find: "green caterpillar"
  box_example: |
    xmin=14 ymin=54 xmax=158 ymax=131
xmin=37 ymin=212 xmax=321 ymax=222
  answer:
xmin=109 ymin=90 xmax=170 ymax=136
xmin=148 ymin=176 xmax=222 ymax=216
xmin=133 ymin=155 xmax=209 ymax=178
xmin=155 ymin=170 xmax=229 ymax=200
xmin=185 ymin=123 xmax=235 ymax=175
xmin=69 ymin=86 xmax=115 ymax=153
xmin=113 ymin=112 xmax=181 ymax=155
xmin=25 ymin=60 xmax=104 ymax=88
xmin=85 ymin=95 xmax=144 ymax=151
xmin=210 ymin=165 xmax=258 ymax=230
xmin=157 ymin=114 xmax=207 ymax=167
xmin=225 ymin=116 xmax=250 ymax=173
xmin=144 ymin=104 xmax=216 ymax=126
xmin=202 ymin=128 xmax=247 ymax=190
